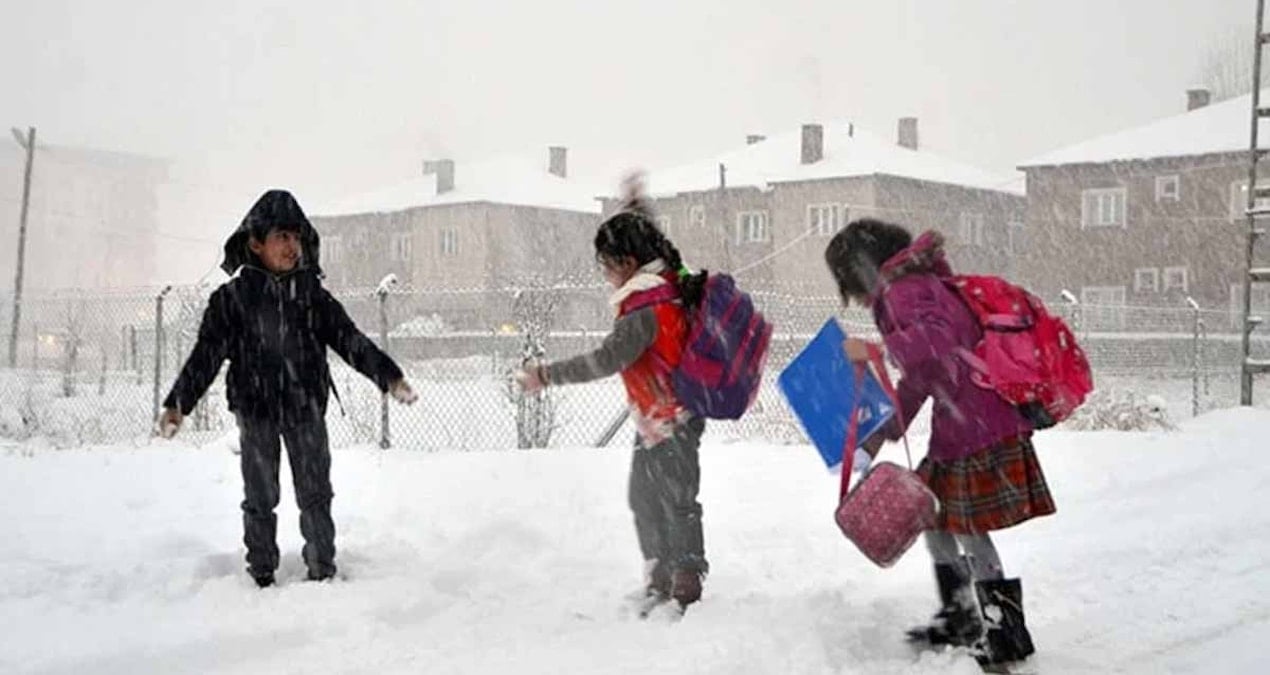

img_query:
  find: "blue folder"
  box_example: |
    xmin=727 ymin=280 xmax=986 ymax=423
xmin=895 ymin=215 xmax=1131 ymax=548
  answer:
xmin=778 ymin=318 xmax=896 ymax=470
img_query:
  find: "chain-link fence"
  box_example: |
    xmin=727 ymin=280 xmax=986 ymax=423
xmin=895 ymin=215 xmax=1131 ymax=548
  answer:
xmin=0 ymin=283 xmax=1265 ymax=449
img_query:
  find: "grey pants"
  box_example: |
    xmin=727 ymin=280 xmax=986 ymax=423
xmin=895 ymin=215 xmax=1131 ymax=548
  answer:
xmin=629 ymin=418 xmax=708 ymax=575
xmin=925 ymin=530 xmax=1004 ymax=580
xmin=237 ymin=414 xmax=336 ymax=579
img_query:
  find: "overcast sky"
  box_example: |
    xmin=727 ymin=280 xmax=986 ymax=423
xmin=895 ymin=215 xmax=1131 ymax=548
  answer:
xmin=0 ymin=0 xmax=1256 ymax=280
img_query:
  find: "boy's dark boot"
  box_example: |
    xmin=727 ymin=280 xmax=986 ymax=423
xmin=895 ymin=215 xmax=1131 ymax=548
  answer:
xmin=644 ymin=559 xmax=671 ymax=600
xmin=907 ymin=558 xmax=982 ymax=646
xmin=252 ymin=572 xmax=275 ymax=589
xmin=973 ymin=578 xmax=1035 ymax=665
xmin=670 ymin=568 xmax=703 ymax=608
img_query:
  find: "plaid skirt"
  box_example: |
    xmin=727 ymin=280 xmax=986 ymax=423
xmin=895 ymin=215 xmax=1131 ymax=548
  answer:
xmin=916 ymin=435 xmax=1056 ymax=535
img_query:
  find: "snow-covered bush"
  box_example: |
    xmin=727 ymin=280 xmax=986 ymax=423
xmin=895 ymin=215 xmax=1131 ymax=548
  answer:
xmin=0 ymin=404 xmax=26 ymax=439
xmin=1062 ymin=389 xmax=1174 ymax=431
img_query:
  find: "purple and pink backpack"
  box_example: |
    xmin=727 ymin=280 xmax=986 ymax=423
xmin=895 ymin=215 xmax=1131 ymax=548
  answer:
xmin=629 ymin=273 xmax=772 ymax=419
xmin=676 ymin=273 xmax=772 ymax=419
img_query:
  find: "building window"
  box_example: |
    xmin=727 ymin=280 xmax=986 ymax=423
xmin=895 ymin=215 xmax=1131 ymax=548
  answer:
xmin=959 ymin=212 xmax=986 ymax=246
xmin=1230 ymin=181 xmax=1270 ymax=221
xmin=1081 ymin=188 xmax=1126 ymax=228
xmin=1007 ymin=221 xmax=1026 ymax=254
xmin=1163 ymin=266 xmax=1188 ymax=293
xmin=1134 ymin=267 xmax=1159 ymax=293
xmin=325 ymin=236 xmax=343 ymax=264
xmin=1155 ymin=175 xmax=1180 ymax=201
xmin=440 ymin=228 xmax=458 ymax=257
xmin=393 ymin=234 xmax=413 ymax=261
xmin=808 ymin=203 xmax=841 ymax=236
xmin=657 ymin=216 xmax=671 ymax=236
xmin=689 ymin=205 xmax=706 ymax=228
xmin=736 ymin=211 xmax=770 ymax=244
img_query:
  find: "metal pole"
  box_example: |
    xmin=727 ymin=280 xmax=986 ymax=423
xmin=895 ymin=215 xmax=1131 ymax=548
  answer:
xmin=130 ymin=325 xmax=140 ymax=385
xmin=595 ymin=407 xmax=630 ymax=448
xmin=1188 ymin=297 xmax=1200 ymax=417
xmin=1201 ymin=317 xmax=1210 ymax=400
xmin=1242 ymin=0 xmax=1267 ymax=405
xmin=8 ymin=127 xmax=35 ymax=368
xmin=152 ymin=285 xmax=172 ymax=421
xmin=1060 ymin=289 xmax=1081 ymax=338
xmin=378 ymin=289 xmax=390 ymax=449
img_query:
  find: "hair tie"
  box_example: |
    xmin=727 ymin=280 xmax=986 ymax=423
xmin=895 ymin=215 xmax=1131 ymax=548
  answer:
xmin=677 ymin=265 xmax=692 ymax=281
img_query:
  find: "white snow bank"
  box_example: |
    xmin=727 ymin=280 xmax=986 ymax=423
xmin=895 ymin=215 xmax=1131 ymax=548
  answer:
xmin=2 ymin=410 xmax=1270 ymax=673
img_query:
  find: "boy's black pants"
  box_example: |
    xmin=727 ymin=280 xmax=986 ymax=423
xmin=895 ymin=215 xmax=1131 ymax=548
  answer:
xmin=237 ymin=414 xmax=336 ymax=579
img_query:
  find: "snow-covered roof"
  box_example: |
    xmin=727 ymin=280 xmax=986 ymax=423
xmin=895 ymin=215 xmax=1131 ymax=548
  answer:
xmin=642 ymin=122 xmax=1022 ymax=196
xmin=1020 ymin=90 xmax=1270 ymax=168
xmin=311 ymin=154 xmax=603 ymax=217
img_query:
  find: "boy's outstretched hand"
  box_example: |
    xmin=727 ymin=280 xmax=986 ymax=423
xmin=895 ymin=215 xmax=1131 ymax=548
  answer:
xmin=389 ymin=379 xmax=419 ymax=405
xmin=156 ymin=408 xmax=183 ymax=439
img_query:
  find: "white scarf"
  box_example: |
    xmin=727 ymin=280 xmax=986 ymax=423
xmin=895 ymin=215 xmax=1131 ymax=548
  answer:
xmin=608 ymin=260 xmax=670 ymax=312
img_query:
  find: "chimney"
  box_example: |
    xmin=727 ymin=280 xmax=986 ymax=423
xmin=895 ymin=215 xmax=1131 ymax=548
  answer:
xmin=746 ymin=134 xmax=766 ymax=145
xmin=548 ymin=146 xmax=567 ymax=178
xmin=898 ymin=117 xmax=919 ymax=150
xmin=800 ymin=123 xmax=823 ymax=165
xmin=423 ymin=159 xmax=455 ymax=194
xmin=1187 ymin=89 xmax=1211 ymax=112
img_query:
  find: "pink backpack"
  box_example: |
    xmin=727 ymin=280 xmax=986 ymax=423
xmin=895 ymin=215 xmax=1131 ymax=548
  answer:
xmin=834 ymin=347 xmax=939 ymax=568
xmin=945 ymin=275 xmax=1093 ymax=429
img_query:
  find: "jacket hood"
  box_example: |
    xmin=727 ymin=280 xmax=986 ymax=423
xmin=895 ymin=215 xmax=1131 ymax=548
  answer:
xmin=879 ymin=230 xmax=951 ymax=282
xmin=221 ymin=190 xmax=322 ymax=276
xmin=867 ymin=230 xmax=951 ymax=307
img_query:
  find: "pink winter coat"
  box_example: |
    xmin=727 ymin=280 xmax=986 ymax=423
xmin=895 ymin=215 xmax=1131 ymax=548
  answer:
xmin=870 ymin=231 xmax=1032 ymax=462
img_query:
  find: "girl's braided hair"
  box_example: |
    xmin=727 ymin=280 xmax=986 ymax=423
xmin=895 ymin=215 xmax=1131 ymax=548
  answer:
xmin=594 ymin=172 xmax=707 ymax=308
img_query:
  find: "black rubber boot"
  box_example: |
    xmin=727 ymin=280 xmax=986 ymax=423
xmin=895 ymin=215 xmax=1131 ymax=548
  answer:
xmin=906 ymin=558 xmax=982 ymax=646
xmin=974 ymin=578 xmax=1035 ymax=665
xmin=251 ymin=572 xmax=275 ymax=589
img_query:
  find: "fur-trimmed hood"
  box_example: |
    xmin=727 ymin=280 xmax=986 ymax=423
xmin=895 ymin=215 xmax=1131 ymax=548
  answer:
xmin=879 ymin=230 xmax=952 ymax=282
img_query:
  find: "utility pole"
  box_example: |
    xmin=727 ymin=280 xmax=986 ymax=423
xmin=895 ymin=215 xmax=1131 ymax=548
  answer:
xmin=8 ymin=126 xmax=35 ymax=369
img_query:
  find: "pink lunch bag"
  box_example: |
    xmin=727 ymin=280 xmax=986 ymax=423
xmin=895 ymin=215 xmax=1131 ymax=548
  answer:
xmin=833 ymin=348 xmax=939 ymax=568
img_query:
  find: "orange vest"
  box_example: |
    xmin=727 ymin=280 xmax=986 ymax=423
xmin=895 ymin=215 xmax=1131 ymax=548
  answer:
xmin=618 ymin=280 xmax=688 ymax=428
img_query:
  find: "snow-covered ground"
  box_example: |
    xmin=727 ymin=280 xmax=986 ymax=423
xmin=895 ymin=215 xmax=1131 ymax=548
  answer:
xmin=2 ymin=409 xmax=1269 ymax=674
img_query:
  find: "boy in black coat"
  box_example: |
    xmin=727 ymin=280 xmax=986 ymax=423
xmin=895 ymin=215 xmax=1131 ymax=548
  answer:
xmin=158 ymin=189 xmax=417 ymax=587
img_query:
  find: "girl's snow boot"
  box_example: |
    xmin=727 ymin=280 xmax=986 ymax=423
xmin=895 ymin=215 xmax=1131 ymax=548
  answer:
xmin=973 ymin=577 xmax=1035 ymax=665
xmin=906 ymin=558 xmax=982 ymax=646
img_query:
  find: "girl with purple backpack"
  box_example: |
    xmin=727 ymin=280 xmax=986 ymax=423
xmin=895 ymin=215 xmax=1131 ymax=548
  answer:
xmin=825 ymin=219 xmax=1055 ymax=667
xmin=514 ymin=185 xmax=711 ymax=612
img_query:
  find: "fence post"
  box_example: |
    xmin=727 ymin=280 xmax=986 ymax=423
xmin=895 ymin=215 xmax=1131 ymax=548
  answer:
xmin=1187 ymin=297 xmax=1201 ymax=417
xmin=130 ymin=325 xmax=140 ymax=386
xmin=98 ymin=348 xmax=107 ymax=396
xmin=62 ymin=330 xmax=78 ymax=398
xmin=374 ymin=275 xmax=397 ymax=449
xmin=1060 ymin=289 xmax=1081 ymax=336
xmin=152 ymin=285 xmax=172 ymax=423
xmin=1201 ymin=317 xmax=1210 ymax=400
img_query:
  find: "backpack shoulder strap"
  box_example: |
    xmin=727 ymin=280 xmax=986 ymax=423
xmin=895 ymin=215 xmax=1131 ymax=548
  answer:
xmin=621 ymin=284 xmax=680 ymax=314
xmin=944 ymin=275 xmax=1033 ymax=330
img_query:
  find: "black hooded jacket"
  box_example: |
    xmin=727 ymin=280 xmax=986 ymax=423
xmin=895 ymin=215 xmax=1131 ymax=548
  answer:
xmin=163 ymin=190 xmax=403 ymax=426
